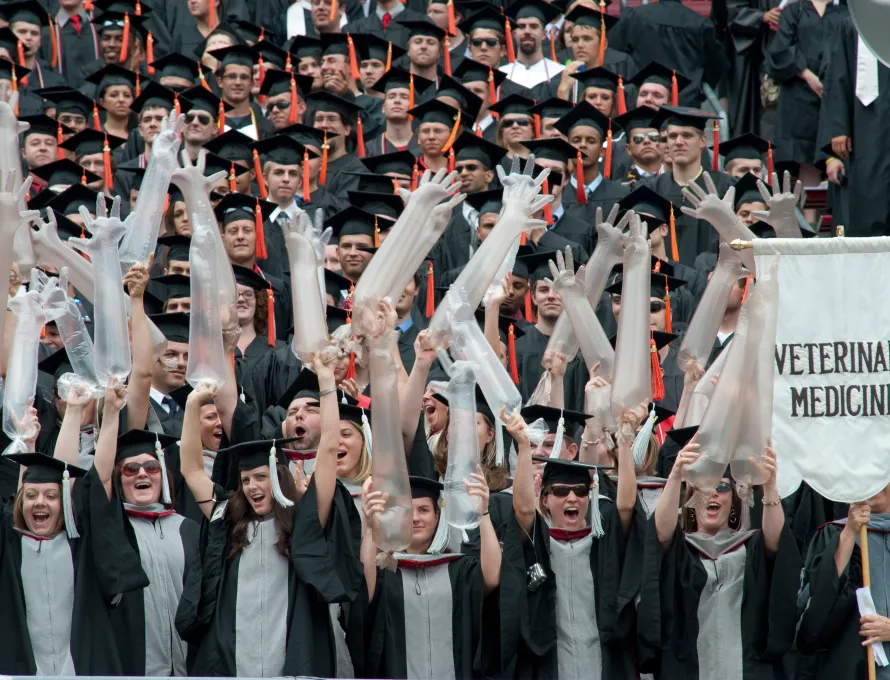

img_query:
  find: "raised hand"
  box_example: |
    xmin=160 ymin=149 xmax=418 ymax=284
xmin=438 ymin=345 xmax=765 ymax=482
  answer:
xmin=495 ymin=154 xmax=553 ymax=215
xmin=123 ymin=255 xmax=153 ymax=299
xmin=396 ymin=167 xmax=461 ymax=207
xmin=547 ymin=247 xmax=584 ymax=297
xmin=171 ymin=149 xmax=227 ymax=194
xmin=57 ymin=373 xmax=96 ymax=407
xmin=500 ymin=405 xmax=530 ymax=446
xmin=680 ymin=173 xmax=737 ymax=227
xmin=464 ymin=466 xmax=490 ymax=513
xmin=187 ymin=379 xmax=218 ymax=406
xmin=751 ymin=171 xmax=804 ymax=238
xmin=102 ymin=375 xmax=128 ymax=412
xmin=152 ymin=110 xmax=185 ymax=159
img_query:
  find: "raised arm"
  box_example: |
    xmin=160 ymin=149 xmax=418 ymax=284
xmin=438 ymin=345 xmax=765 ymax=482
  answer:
xmin=310 ymin=351 xmax=340 ymax=528
xmin=467 ymin=466 xmax=500 ymax=594
xmin=181 ymin=382 xmax=217 ymax=519
xmin=654 ymin=438 xmax=699 ymax=549
xmin=614 ymin=408 xmax=641 ymax=537
xmin=543 ymin=350 xmax=567 ymax=409
xmin=835 ymin=502 xmax=869 ymax=577
xmin=360 ymin=477 xmax=382 ymax=600
xmin=674 ymin=359 xmax=704 ymax=429
xmin=123 ymin=260 xmax=153 ymax=431
xmin=400 ymin=330 xmax=436 ymax=453
xmin=759 ymin=445 xmax=785 ymax=555
xmin=214 ymin=323 xmax=241 ymax=437
xmin=94 ymin=378 xmax=127 ymax=500
xmin=504 ymin=406 xmax=535 ymax=536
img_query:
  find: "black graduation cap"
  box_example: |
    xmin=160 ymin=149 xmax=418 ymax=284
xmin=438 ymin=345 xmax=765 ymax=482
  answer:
xmin=618 ymin=184 xmax=672 ymax=226
xmin=436 ymin=74 xmax=483 ymax=119
xmin=328 ymin=206 xmax=395 ymax=240
xmin=347 ymin=190 xmax=403 ymax=220
xmin=667 ymin=424 xmax=698 ymax=449
xmin=520 ymin=404 xmax=591 ymax=435
xmin=45 ymin=184 xmax=100 ymax=216
xmin=370 ymin=66 xmax=430 ymax=97
xmin=232 ymin=263 xmax=269 ymax=292
xmin=488 ymin=93 xmax=535 ymax=118
xmin=218 ymin=438 xmax=298 ymax=472
xmin=339 ymin=402 xmax=370 ymax=427
xmin=149 ymin=53 xmax=201 ymax=82
xmin=276 ymin=368 xmax=321 ymax=409
xmin=0 ymin=27 xmax=18 ymax=54
xmin=288 ymin=34 xmax=323 ymax=61
xmin=34 ymin=87 xmax=94 ymax=118
xmin=253 ymin=40 xmax=290 ymax=68
xmin=360 ymin=149 xmax=416 ymax=177
xmin=607 ymin=330 xmax=678 ymax=352
xmin=20 ymin=113 xmax=67 ymax=140
xmin=326 ymin=305 xmax=350 ymax=333
xmin=452 ymin=130 xmax=507 ymax=168
xmin=506 ymin=0 xmax=561 ymax=24
xmin=529 ymin=97 xmax=573 ymax=121
xmin=452 ymin=57 xmax=507 ymax=87
xmin=151 ymin=273 xmax=191 ymax=302
xmin=410 ymin=475 xmax=443 ymax=501
xmin=720 ymin=132 xmax=771 ymax=164
xmin=458 ymin=4 xmax=508 ymax=34
xmin=733 ymin=173 xmax=766 ymax=209
xmin=85 ymin=63 xmax=138 ymax=94
xmin=604 ymin=271 xmax=686 ymax=300
xmin=319 ymin=33 xmax=352 ymax=57
xmin=148 ymin=311 xmax=190 ymax=343
xmin=513 ymin=248 xmax=564 ymax=282
xmin=179 ymin=84 xmax=229 ymax=117
xmin=92 ymin=0 xmax=153 ymax=13
xmin=305 ymin=90 xmax=362 ymax=123
xmin=191 ymin=22 xmax=241 ymax=59
xmin=157 ymin=234 xmax=191 ymax=262
xmin=613 ymin=105 xmax=659 ymax=135
xmin=31 ymin=158 xmax=101 ymax=188
xmin=231 ymin=17 xmax=267 ymax=44
xmin=408 ymin=98 xmax=472 ymax=130
xmin=522 ymin=137 xmax=581 ymax=165
xmin=1 ymin=0 xmax=50 ymax=26
xmin=115 ymin=429 xmax=178 ymax=463
xmin=553 ymin=100 xmax=613 ymax=138
xmin=279 ymin=122 xmax=329 ymax=151
xmin=748 ymin=220 xmax=775 ymax=238
xmin=324 ymin=268 xmax=352 ymax=302
xmin=629 ymin=61 xmax=692 ymax=93
xmin=258 ymin=69 xmax=313 ymax=98
xmin=130 ymin=81 xmax=187 ymax=115
xmin=202 ymin=128 xmax=254 ymax=164
xmin=396 ymin=16 xmax=448 ymax=40
xmin=571 ymin=67 xmax=620 ymax=92
xmin=213 ymin=191 xmax=276 ymax=225
xmin=473 ymin=308 xmax=526 ymax=343
xmin=37 ymin=346 xmax=74 ymax=381
xmin=564 ymin=4 xmax=619 ymax=30
xmin=59 ymin=128 xmax=125 ymax=158
xmin=92 ymin=10 xmax=149 ymax=38
xmin=536 ymin=457 xmax=603 ymax=486
xmin=465 ymin=188 xmax=503 ymax=216
xmin=8 ymin=453 xmax=87 ymax=484
xmin=208 ymin=44 xmax=260 ymax=70
xmin=651 ymin=105 xmax=718 ymax=132
xmin=342 ymin=171 xmax=399 ymax=194
xmin=0 ymin=58 xmax=30 ymax=84
xmin=251 ymin=133 xmax=317 ymax=167
xmin=351 ymin=32 xmax=407 ymax=63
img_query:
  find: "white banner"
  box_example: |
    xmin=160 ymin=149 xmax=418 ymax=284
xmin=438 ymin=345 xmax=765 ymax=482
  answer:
xmin=754 ymin=237 xmax=890 ymax=503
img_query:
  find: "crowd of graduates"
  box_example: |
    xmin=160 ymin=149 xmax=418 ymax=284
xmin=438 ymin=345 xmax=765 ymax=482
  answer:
xmin=0 ymin=0 xmax=885 ymax=677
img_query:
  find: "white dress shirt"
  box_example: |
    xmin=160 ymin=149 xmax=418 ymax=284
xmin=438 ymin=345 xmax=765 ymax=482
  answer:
xmin=500 ymin=58 xmax=564 ymax=89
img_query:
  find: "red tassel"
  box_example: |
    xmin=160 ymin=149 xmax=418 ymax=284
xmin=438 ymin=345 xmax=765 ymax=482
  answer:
xmin=253 ymin=149 xmax=268 ymax=198
xmin=409 ymin=72 xmax=415 ymax=110
xmin=49 ymin=16 xmax=58 ymax=68
xmin=712 ymin=121 xmax=719 ymax=172
xmin=199 ymin=63 xmax=211 ymax=91
xmin=92 ymin=102 xmax=101 ymax=130
xmin=229 ymin=161 xmax=237 ymax=192
xmin=257 ymin=55 xmax=266 ymax=93
xmin=120 ymin=13 xmax=130 ymax=63
xmin=254 ymin=198 xmax=267 ymax=260
xmin=135 ymin=1 xmax=141 ymax=15
xmin=385 ymin=42 xmax=392 ymax=72
xmin=669 ymin=203 xmax=679 ymax=262
xmin=524 ymin=290 xmax=535 ymax=323
xmin=549 ymin=25 xmax=558 ymax=62
xmin=329 ymin=0 xmax=338 ymax=22
xmin=441 ymin=110 xmax=461 ymax=153
xmin=425 ymin=262 xmax=435 ymax=317
xmin=474 ymin=123 xmax=482 ymax=137
xmin=208 ymin=0 xmax=216 ymax=28
xmin=302 ymin=148 xmax=311 ymax=201
xmin=447 ymin=0 xmax=456 ymax=35
xmin=103 ymin=134 xmax=113 ymax=188
xmin=16 ymin=39 xmax=24 ymax=68
xmin=347 ymin=34 xmax=360 ymax=81
xmin=40 ymin=324 xmax=46 ymax=339
xmin=650 ymin=335 xmax=664 ymax=401
xmin=617 ymin=76 xmax=626 ymax=115
xmin=56 ymin=124 xmax=64 ymax=160
xmin=508 ymin=324 xmax=519 ymax=383
xmin=488 ymin=67 xmax=497 ymax=108
xmin=443 ymin=36 xmax=452 ymax=76
xmin=373 ymin=215 xmax=380 ymax=247
xmin=319 ymin=132 xmax=329 ymax=185
xmin=266 ymin=285 xmax=276 ymax=346
xmin=741 ymin=275 xmax=752 ymax=303
xmin=542 ymin=177 xmax=553 ymax=225
xmin=146 ymin=32 xmax=154 ymax=73
xmin=218 ymin=99 xmax=226 ymax=133
xmin=346 ymin=351 xmax=356 ymax=380
xmin=504 ymin=18 xmax=515 ymax=63
xmin=597 ymin=8 xmax=606 ymax=66
xmin=767 ymin=142 xmax=774 ymax=177
xmin=533 ymin=112 xmax=541 ymax=138
xmin=447 ymin=147 xmax=455 ymax=172
xmin=663 ymin=274 xmax=672 ymax=334
xmin=671 ymin=71 xmax=679 ymax=106
xmin=356 ymin=114 xmax=366 ymax=158
xmin=410 ymin=160 xmax=418 ymax=190
xmin=604 ymin=122 xmax=613 ymax=179
xmin=173 ymin=92 xmax=181 ymax=117
xmin=288 ymin=74 xmax=299 ymax=124
xmin=575 ymin=149 xmax=587 ymax=204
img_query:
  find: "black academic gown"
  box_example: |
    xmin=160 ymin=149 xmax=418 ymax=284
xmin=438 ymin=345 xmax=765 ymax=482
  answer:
xmin=53 ymin=11 xmax=102 ymax=89
xmin=659 ymin=341 xmax=685 ymax=413
xmin=343 ymin=8 xmax=429 ymax=49
xmin=563 ymin=176 xmax=630 ymax=228
xmin=190 ymin=478 xmax=363 ymax=677
xmin=243 ymin=340 xmax=304 ymax=415
xmin=235 ymin=333 xmax=286 ymax=376
xmin=21 ymin=60 xmax=66 ymax=94
xmin=641 ymin=171 xmax=735 ymax=266
xmin=0 ymin=467 xmax=150 ymax=674
xmin=149 ymin=396 xmax=185 ymax=438
xmin=532 ymin=48 xmax=639 ymax=102
xmin=322 ymin=153 xmax=366 ymax=201
xmin=550 ymin=208 xmax=596 ymax=255
xmin=363 ymin=133 xmax=421 ymax=158
xmin=637 ymin=520 xmax=801 ymax=677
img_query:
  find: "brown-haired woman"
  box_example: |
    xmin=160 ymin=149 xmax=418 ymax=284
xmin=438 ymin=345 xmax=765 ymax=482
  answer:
xmin=231 ymin=264 xmax=285 ymax=374
xmin=179 ymin=352 xmax=363 ymax=677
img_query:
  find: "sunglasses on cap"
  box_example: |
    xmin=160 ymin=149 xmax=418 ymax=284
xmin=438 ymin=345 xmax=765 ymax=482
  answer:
xmin=471 ymin=37 xmax=501 ymax=48
xmin=632 ymin=132 xmax=661 ymax=144
xmin=121 ymin=461 xmax=162 ymax=476
xmin=549 ymin=484 xmax=591 ymax=498
xmin=184 ymin=112 xmax=214 ymax=125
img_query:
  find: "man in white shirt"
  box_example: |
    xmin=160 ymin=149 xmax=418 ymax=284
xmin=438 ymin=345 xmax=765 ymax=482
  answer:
xmin=500 ymin=0 xmax=563 ymax=89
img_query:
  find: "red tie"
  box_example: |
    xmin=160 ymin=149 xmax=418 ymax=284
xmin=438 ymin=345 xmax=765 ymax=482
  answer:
xmin=382 ymin=11 xmax=391 ymax=28
xmin=70 ymin=14 xmax=82 ymax=35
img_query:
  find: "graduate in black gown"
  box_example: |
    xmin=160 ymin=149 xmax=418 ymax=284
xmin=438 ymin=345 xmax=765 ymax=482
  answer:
xmin=231 ymin=264 xmax=287 ymax=373
xmin=179 ymin=353 xmax=363 ymax=677
xmin=361 ymin=472 xmax=501 ymax=679
xmin=639 ymin=439 xmax=801 ymax=677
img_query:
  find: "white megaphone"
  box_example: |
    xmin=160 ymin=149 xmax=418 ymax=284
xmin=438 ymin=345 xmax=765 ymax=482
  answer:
xmin=850 ymin=0 xmax=890 ymax=66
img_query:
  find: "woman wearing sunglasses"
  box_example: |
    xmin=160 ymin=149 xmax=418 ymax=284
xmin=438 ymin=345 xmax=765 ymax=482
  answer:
xmin=90 ymin=377 xmax=203 ymax=677
xmin=639 ymin=432 xmax=801 ymax=677
xmin=490 ymin=94 xmax=537 ymax=167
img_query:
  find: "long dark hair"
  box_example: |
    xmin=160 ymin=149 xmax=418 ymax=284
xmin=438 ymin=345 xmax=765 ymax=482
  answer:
xmin=228 ymin=463 xmax=297 ymax=559
xmin=680 ymin=480 xmax=743 ymax=533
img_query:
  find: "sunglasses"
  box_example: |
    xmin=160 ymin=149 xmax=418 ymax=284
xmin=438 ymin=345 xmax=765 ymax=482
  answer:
xmin=184 ymin=113 xmax=213 ymax=125
xmin=268 ymin=100 xmax=291 ymax=110
xmin=632 ymin=132 xmax=661 ymax=144
xmin=471 ymin=37 xmax=501 ymax=48
xmin=501 ymin=118 xmax=531 ymax=128
xmin=650 ymin=300 xmax=665 ymax=313
xmin=121 ymin=461 xmax=162 ymax=477
xmin=549 ymin=484 xmax=590 ymax=498
xmin=714 ymin=481 xmax=732 ymax=494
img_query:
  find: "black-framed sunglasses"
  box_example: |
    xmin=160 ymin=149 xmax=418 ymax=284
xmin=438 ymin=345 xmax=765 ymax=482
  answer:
xmin=714 ymin=481 xmax=732 ymax=494
xmin=650 ymin=300 xmax=665 ymax=313
xmin=501 ymin=118 xmax=531 ymax=128
xmin=632 ymin=132 xmax=661 ymax=144
xmin=470 ymin=37 xmax=501 ymax=48
xmin=268 ymin=100 xmax=291 ymax=110
xmin=549 ymin=484 xmax=591 ymax=498
xmin=184 ymin=112 xmax=213 ymax=125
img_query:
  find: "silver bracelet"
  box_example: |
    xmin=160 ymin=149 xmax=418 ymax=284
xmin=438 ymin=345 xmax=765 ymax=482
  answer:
xmin=319 ymin=386 xmax=336 ymax=397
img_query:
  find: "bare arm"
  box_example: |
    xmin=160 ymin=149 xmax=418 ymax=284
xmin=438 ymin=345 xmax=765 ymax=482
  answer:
xmin=469 ymin=469 xmax=501 ymax=595
xmin=94 ymin=379 xmax=127 ymax=500
xmin=504 ymin=406 xmax=535 ymax=536
xmin=181 ymin=383 xmax=217 ymax=519
xmin=54 ymin=403 xmax=85 ymax=468
xmin=360 ymin=479 xmax=380 ymax=600
xmin=654 ymin=441 xmax=699 ymax=549
xmin=835 ymin=503 xmax=867 ymax=577
xmin=400 ymin=330 xmax=436 ymax=453
xmin=614 ymin=421 xmax=637 ymax=537
xmin=759 ymin=446 xmax=784 ymax=555
xmin=215 ymin=328 xmax=240 ymax=437
xmin=674 ymin=360 xmax=704 ymax=428
xmin=123 ymin=261 xmax=153 ymax=431
xmin=311 ymin=352 xmax=340 ymax=528
xmin=544 ymin=351 xmax=567 ymax=409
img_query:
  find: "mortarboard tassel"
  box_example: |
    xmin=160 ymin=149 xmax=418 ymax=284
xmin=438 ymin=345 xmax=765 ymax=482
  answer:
xmin=154 ymin=437 xmax=172 ymax=505
xmin=346 ymin=351 xmax=356 ymax=380
xmin=329 ymin=0 xmax=339 ymax=21
xmin=508 ymin=324 xmax=519 ymax=384
xmin=269 ymin=442 xmax=294 ymax=507
xmin=92 ymin=102 xmax=101 ymax=130
xmin=409 ymin=72 xmax=415 ymax=110
xmin=650 ymin=333 xmax=665 ymax=401
xmin=443 ymin=36 xmax=452 ymax=75
xmin=208 ymin=0 xmax=216 ymax=28
xmin=62 ymin=467 xmax=80 ymax=539
xmin=356 ymin=113 xmax=366 ymax=158
xmin=218 ymin=98 xmax=225 ymax=133
xmin=259 ymin=27 xmax=264 ymax=41
xmin=16 ymin=39 xmax=25 ymax=68
xmin=57 ymin=124 xmax=64 ymax=160
xmin=575 ymin=149 xmax=587 ymax=204
xmin=549 ymin=25 xmax=558 ymax=62
xmin=488 ymin=67 xmax=497 ymax=109
xmin=134 ymin=72 xmax=140 ymax=97
xmin=198 ymin=62 xmax=211 ymax=90
xmin=767 ymin=142 xmax=774 ymax=177
xmin=288 ymin=74 xmax=298 ymax=124
xmin=524 ymin=289 xmax=535 ymax=322
xmin=589 ymin=473 xmax=605 ymax=538
xmin=533 ymin=112 xmax=541 ymax=138
xmin=741 ymin=275 xmax=752 ymax=303
xmin=103 ymin=134 xmax=113 ymax=188
xmin=361 ymin=408 xmax=373 ymax=459
xmin=474 ymin=122 xmax=482 ymax=137
xmin=447 ymin=146 xmax=455 ymax=172
xmin=391 ymin=178 xmax=399 ymax=194
xmin=411 ymin=160 xmax=418 ymax=190
xmin=254 ymin=197 xmax=268 ymax=260
xmin=671 ymin=70 xmax=679 ymax=106
xmin=542 ymin=177 xmax=553 ymax=225
xmin=84 ymin=0 xmax=93 ymax=11
xmin=135 ymin=1 xmax=141 ymax=14
xmin=257 ymin=54 xmax=266 ymax=94
xmin=425 ymin=262 xmax=435 ymax=317
xmin=347 ymin=34 xmax=360 ymax=80
xmin=319 ymin=131 xmax=329 ymax=185
xmin=617 ymin=76 xmax=627 ymax=115
xmin=373 ymin=215 xmax=380 ymax=247
xmin=40 ymin=324 xmax=46 ymax=339
xmin=146 ymin=32 xmax=154 ymax=73
xmin=385 ymin=42 xmax=392 ymax=72
xmin=632 ymin=405 xmax=657 ymax=470
xmin=668 ymin=203 xmax=679 ymax=261
xmin=712 ymin=120 xmax=719 ymax=172
xmin=253 ymin=149 xmax=269 ymax=198
xmin=447 ymin=0 xmax=456 ymax=35
xmin=266 ymin=284 xmax=276 ymax=346
xmin=440 ymin=109 xmax=461 ymax=154
xmin=597 ymin=2 xmax=606 ymax=66
xmin=11 ymin=68 xmax=17 ymax=116
xmin=302 ymin=148 xmax=311 ymax=201
xmin=285 ymin=53 xmax=292 ymax=72
xmin=549 ymin=410 xmax=565 ymax=459
xmin=520 ymin=231 xmax=526 ymax=245
xmin=229 ymin=161 xmax=237 ymax=192
xmin=80 ymin=168 xmax=87 ymax=185
xmin=49 ymin=16 xmax=58 ymax=68
xmin=120 ymin=13 xmax=130 ymax=64
xmin=663 ymin=274 xmax=672 ymax=334
xmin=504 ymin=18 xmax=515 ymax=63
xmin=604 ymin=121 xmax=613 ymax=179
xmin=163 ymin=193 xmax=170 ymax=216
xmin=173 ymin=92 xmax=181 ymax=117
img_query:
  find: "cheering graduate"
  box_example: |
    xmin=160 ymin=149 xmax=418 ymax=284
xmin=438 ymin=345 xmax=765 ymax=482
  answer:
xmin=639 ymin=437 xmax=801 ymax=677
xmin=178 ymin=351 xmax=363 ymax=677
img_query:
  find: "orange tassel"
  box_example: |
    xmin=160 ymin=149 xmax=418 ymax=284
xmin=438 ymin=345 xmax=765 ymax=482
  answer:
xmin=173 ymin=92 xmax=181 ymax=117
xmin=329 ymin=0 xmax=338 ymax=22
xmin=11 ymin=69 xmax=17 ymax=116
xmin=356 ymin=114 xmax=366 ymax=157
xmin=16 ymin=39 xmax=24 ymax=68
xmin=302 ymin=148 xmax=311 ymax=201
xmin=447 ymin=147 xmax=455 ymax=172
xmin=266 ymin=285 xmax=276 ymax=346
xmin=208 ymin=0 xmax=216 ymax=28
xmin=670 ymin=70 xmax=679 ymax=106
xmin=650 ymin=335 xmax=664 ymax=401
xmin=520 ymin=231 xmax=527 ymax=246
xmin=134 ymin=72 xmax=140 ymax=97
xmin=440 ymin=109 xmax=461 ymax=153
xmin=508 ymin=324 xmax=519 ymax=383
xmin=40 ymin=324 xmax=46 ymax=339
xmin=92 ymin=102 xmax=101 ymax=130
xmin=288 ymin=74 xmax=298 ymax=124
xmin=474 ymin=122 xmax=482 ymax=137
xmin=391 ymin=178 xmax=399 ymax=194
xmin=767 ymin=142 xmax=774 ymax=177
xmin=549 ymin=25 xmax=558 ymax=62
xmin=319 ymin=132 xmax=329 ymax=185
xmin=198 ymin=62 xmax=211 ymax=90
xmin=411 ymin=160 xmax=418 ymax=190
xmin=120 ymin=13 xmax=130 ymax=63
xmin=373 ymin=215 xmax=380 ymax=247
xmin=712 ymin=120 xmax=719 ymax=172
xmin=135 ymin=1 xmax=141 ymax=14
xmin=542 ymin=177 xmax=552 ymax=225
xmin=524 ymin=289 xmax=535 ymax=323
xmin=56 ymin=124 xmax=64 ymax=160
xmin=257 ymin=55 xmax=266 ymax=92
xmin=533 ymin=112 xmax=541 ymax=138
xmin=346 ymin=351 xmax=356 ymax=380
xmin=163 ymin=193 xmax=170 ymax=215
xmin=218 ymin=99 xmax=226 ymax=133
xmin=425 ymin=261 xmax=435 ymax=317
xmin=84 ymin=0 xmax=93 ymax=11
xmin=409 ymin=72 xmax=415 ymax=110
xmin=597 ymin=8 xmax=606 ymax=66
xmin=604 ymin=122 xmax=613 ymax=179
xmin=504 ymin=18 xmax=515 ymax=63
xmin=669 ymin=203 xmax=679 ymax=262
xmin=254 ymin=198 xmax=267 ymax=260
xmin=447 ymin=0 xmax=456 ymax=35
xmin=385 ymin=42 xmax=392 ymax=71
xmin=617 ymin=76 xmax=627 ymax=115
xmin=259 ymin=27 xmax=265 ymax=41
xmin=103 ymin=134 xmax=113 ymax=188
xmin=662 ymin=275 xmax=672 ymax=334
xmin=575 ymin=149 xmax=587 ymax=204
xmin=81 ymin=167 xmax=87 ymax=185
xmin=347 ymin=34 xmax=360 ymax=80
xmin=253 ymin=149 xmax=268 ymax=198
xmin=229 ymin=162 xmax=237 ymax=192
xmin=285 ymin=53 xmax=292 ymax=72
xmin=741 ymin=275 xmax=752 ymax=303
xmin=443 ymin=36 xmax=451 ymax=76
xmin=488 ymin=67 xmax=497 ymax=108
xmin=146 ymin=32 xmax=154 ymax=73
xmin=49 ymin=16 xmax=58 ymax=68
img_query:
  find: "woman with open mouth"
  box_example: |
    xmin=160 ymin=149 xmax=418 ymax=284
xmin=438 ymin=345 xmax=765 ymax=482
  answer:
xmin=640 ymin=430 xmax=801 ymax=678
xmin=178 ymin=351 xmax=363 ymax=678
xmin=335 ymin=402 xmax=372 ymax=516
